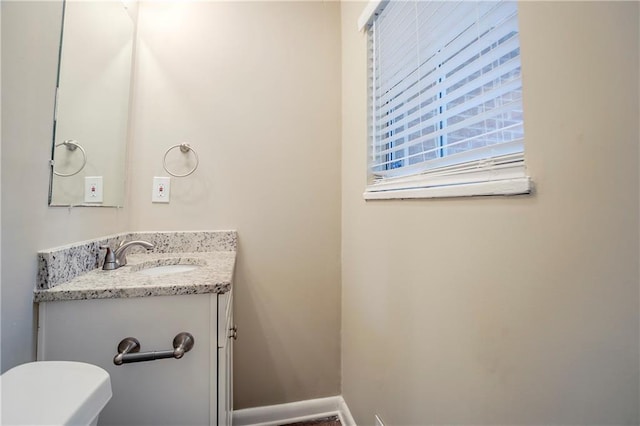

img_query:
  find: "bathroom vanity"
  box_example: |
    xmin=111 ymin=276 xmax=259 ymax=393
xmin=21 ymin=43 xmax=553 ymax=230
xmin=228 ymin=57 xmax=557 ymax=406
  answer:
xmin=34 ymin=231 xmax=236 ymax=426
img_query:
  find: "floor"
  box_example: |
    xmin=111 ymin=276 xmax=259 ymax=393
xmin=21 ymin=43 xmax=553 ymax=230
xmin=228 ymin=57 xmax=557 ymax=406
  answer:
xmin=280 ymin=415 xmax=341 ymax=426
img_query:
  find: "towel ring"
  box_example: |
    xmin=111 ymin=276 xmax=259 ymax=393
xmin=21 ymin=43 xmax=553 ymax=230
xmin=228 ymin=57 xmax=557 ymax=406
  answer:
xmin=163 ymin=143 xmax=199 ymax=177
xmin=53 ymin=140 xmax=87 ymax=177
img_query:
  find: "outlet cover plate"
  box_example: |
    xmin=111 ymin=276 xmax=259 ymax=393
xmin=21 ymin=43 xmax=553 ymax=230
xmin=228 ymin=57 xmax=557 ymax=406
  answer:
xmin=152 ymin=176 xmax=171 ymax=203
xmin=84 ymin=176 xmax=103 ymax=203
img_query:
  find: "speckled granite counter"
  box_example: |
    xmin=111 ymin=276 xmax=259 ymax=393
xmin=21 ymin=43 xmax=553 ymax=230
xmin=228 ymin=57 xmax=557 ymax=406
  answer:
xmin=34 ymin=231 xmax=236 ymax=302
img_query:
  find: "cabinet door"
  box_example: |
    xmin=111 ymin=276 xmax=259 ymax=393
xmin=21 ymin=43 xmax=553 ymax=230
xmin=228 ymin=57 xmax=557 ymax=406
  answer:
xmin=217 ymin=291 xmax=233 ymax=426
xmin=39 ymin=295 xmax=215 ymax=426
xmin=225 ymin=335 xmax=233 ymax=426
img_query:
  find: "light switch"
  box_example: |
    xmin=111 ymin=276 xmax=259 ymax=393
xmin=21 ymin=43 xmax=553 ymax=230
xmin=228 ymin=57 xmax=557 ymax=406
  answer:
xmin=152 ymin=177 xmax=170 ymax=203
xmin=84 ymin=176 xmax=103 ymax=203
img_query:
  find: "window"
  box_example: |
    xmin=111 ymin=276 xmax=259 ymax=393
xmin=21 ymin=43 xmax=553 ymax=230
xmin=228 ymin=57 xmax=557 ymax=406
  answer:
xmin=360 ymin=0 xmax=531 ymax=199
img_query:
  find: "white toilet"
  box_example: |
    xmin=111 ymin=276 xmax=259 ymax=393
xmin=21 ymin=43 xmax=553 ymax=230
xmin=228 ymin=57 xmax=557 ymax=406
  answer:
xmin=1 ymin=361 xmax=112 ymax=426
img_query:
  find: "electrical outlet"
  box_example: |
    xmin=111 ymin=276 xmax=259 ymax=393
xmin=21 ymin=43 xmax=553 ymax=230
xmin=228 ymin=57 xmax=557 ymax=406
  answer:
xmin=84 ymin=176 xmax=103 ymax=203
xmin=375 ymin=414 xmax=385 ymax=426
xmin=152 ymin=176 xmax=171 ymax=203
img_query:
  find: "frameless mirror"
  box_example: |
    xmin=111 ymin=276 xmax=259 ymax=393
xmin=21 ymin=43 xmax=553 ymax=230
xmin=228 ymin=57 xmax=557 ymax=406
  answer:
xmin=49 ymin=0 xmax=136 ymax=207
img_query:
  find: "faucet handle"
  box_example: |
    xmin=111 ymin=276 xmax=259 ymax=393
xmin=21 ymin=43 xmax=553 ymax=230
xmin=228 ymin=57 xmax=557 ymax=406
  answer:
xmin=100 ymin=245 xmax=117 ymax=270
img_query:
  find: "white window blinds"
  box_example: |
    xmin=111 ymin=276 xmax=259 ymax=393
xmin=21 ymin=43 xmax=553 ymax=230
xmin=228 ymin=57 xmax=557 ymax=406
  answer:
xmin=364 ymin=0 xmax=530 ymax=198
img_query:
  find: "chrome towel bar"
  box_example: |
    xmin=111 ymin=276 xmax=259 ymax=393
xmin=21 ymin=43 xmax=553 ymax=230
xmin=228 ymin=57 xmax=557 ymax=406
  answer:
xmin=113 ymin=332 xmax=195 ymax=365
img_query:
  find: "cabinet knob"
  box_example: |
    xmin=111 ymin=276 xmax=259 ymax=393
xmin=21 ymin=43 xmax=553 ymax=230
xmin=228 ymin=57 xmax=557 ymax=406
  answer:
xmin=229 ymin=325 xmax=238 ymax=340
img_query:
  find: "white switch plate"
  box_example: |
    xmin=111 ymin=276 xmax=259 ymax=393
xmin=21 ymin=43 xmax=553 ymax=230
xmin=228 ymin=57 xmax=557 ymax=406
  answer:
xmin=84 ymin=176 xmax=103 ymax=203
xmin=152 ymin=176 xmax=171 ymax=203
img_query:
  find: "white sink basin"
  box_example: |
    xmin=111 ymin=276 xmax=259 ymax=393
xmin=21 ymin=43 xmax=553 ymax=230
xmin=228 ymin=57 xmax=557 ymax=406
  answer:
xmin=137 ymin=264 xmax=201 ymax=276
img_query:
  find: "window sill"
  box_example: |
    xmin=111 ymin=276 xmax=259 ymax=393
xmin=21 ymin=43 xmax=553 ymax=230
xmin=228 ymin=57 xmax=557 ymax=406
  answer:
xmin=363 ymin=177 xmax=532 ymax=200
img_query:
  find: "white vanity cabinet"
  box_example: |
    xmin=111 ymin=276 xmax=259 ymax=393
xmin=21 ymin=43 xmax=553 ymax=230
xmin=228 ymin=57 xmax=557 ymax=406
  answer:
xmin=37 ymin=291 xmax=233 ymax=426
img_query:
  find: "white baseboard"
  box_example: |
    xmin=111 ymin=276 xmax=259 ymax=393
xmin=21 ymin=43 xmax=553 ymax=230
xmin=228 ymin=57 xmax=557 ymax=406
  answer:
xmin=233 ymin=395 xmax=356 ymax=426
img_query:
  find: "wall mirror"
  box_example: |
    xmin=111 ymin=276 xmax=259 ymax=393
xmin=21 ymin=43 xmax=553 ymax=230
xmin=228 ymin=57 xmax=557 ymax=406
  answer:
xmin=49 ymin=0 xmax=137 ymax=207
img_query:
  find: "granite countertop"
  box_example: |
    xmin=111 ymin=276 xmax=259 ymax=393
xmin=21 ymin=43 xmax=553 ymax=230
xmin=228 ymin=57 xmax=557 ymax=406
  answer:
xmin=34 ymin=251 xmax=235 ymax=302
xmin=34 ymin=231 xmax=237 ymax=303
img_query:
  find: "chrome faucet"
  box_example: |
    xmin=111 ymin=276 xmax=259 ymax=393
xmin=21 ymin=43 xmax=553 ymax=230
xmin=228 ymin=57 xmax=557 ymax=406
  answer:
xmin=101 ymin=240 xmax=154 ymax=270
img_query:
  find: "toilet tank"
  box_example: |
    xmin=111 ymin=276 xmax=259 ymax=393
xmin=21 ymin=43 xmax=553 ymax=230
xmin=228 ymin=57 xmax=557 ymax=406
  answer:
xmin=0 ymin=361 xmax=112 ymax=425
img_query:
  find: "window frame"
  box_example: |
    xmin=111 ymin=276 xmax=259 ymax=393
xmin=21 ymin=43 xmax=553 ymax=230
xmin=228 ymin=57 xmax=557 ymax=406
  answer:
xmin=360 ymin=0 xmax=532 ymax=200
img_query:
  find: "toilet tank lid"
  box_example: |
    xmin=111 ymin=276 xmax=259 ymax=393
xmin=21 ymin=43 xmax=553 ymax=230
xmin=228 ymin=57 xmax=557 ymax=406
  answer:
xmin=1 ymin=361 xmax=112 ymax=425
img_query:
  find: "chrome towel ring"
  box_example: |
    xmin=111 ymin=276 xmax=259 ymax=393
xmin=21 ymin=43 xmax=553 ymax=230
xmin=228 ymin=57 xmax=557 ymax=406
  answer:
xmin=163 ymin=143 xmax=199 ymax=177
xmin=53 ymin=140 xmax=87 ymax=177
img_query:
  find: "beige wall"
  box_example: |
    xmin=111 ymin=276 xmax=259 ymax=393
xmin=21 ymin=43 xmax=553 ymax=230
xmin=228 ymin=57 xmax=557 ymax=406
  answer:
xmin=341 ymin=2 xmax=639 ymax=425
xmin=127 ymin=1 xmax=341 ymax=408
xmin=1 ymin=1 xmax=129 ymax=371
